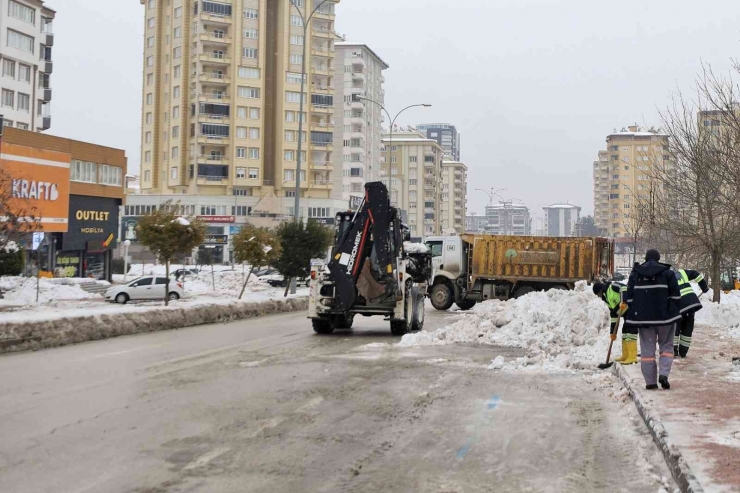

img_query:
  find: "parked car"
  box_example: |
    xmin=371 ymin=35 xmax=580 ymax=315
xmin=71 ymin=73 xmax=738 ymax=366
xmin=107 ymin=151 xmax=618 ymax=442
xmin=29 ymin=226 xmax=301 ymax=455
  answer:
xmin=262 ymin=274 xmax=310 ymax=288
xmin=254 ymin=267 xmax=278 ymax=277
xmin=105 ymin=276 xmax=184 ymax=304
xmin=172 ymin=268 xmax=199 ymax=279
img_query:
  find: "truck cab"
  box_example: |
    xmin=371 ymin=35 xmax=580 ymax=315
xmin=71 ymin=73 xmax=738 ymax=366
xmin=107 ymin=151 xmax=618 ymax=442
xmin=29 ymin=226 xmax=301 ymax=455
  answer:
xmin=424 ymin=235 xmax=475 ymax=311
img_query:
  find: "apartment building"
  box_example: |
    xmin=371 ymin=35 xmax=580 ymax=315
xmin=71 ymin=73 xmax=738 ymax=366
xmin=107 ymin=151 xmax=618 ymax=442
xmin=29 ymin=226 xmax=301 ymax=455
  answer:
xmin=543 ymin=203 xmax=581 ymax=237
xmin=380 ymin=131 xmax=443 ymax=238
xmin=465 ymin=214 xmax=487 ymax=233
xmin=0 ymin=0 xmax=54 ymax=131
xmin=592 ymin=125 xmax=668 ymax=238
xmin=485 ymin=202 xmax=531 ymax=236
xmin=416 ymin=123 xmax=460 ymax=161
xmin=138 ymin=0 xmax=339 ymax=199
xmin=331 ymin=42 xmax=388 ymax=201
xmin=439 ymin=160 xmax=467 ymax=233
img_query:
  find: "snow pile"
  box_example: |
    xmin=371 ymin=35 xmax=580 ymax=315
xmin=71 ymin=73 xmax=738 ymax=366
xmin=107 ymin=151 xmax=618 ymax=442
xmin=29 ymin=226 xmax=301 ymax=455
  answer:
xmin=181 ymin=270 xmax=270 ymax=296
xmin=2 ymin=241 xmax=19 ymax=253
xmin=173 ymin=217 xmax=190 ymax=226
xmin=404 ymin=242 xmax=429 ymax=254
xmin=399 ymin=281 xmax=612 ymax=371
xmin=696 ymin=291 xmax=740 ymax=329
xmin=0 ymin=276 xmax=99 ymax=305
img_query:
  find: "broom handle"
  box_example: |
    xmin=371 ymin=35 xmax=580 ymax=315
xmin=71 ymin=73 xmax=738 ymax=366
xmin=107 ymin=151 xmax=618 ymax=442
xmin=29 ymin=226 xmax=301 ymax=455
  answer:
xmin=604 ymin=314 xmax=621 ymax=364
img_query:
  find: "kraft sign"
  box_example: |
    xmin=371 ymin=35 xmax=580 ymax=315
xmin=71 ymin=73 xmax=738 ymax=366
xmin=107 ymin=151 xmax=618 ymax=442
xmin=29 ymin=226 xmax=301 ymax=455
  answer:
xmin=11 ymin=179 xmax=60 ymax=201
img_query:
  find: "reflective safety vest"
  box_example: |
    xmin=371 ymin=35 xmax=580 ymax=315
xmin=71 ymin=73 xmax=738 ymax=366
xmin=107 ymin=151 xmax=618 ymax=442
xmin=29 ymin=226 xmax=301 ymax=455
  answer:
xmin=605 ymin=282 xmax=626 ymax=310
xmin=677 ymin=269 xmax=703 ymax=297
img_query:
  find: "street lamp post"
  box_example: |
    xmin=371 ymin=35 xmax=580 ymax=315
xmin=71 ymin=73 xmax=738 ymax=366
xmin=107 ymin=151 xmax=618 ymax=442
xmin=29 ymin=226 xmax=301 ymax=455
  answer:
xmin=123 ymin=240 xmax=131 ymax=283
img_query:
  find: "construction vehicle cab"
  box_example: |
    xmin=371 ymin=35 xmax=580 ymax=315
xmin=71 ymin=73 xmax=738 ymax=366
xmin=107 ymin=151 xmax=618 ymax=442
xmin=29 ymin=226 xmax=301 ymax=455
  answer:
xmin=720 ymin=266 xmax=740 ymax=293
xmin=308 ymin=182 xmax=432 ymax=335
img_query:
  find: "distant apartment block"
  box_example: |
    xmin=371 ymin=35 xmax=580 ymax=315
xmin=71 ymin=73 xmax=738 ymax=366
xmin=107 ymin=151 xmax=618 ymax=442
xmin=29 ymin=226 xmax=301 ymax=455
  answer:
xmin=331 ymin=42 xmax=387 ymax=201
xmin=0 ymin=0 xmax=54 ymax=131
xmin=466 ymin=214 xmax=487 ymax=233
xmin=485 ymin=202 xmax=530 ymax=236
xmin=543 ymin=203 xmax=581 ymax=236
xmin=416 ymin=123 xmax=460 ymax=161
xmin=440 ymin=160 xmax=466 ymax=233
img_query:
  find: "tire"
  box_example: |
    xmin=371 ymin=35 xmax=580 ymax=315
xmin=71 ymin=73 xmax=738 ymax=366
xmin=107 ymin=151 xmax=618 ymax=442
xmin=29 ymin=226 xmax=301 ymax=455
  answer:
xmin=513 ymin=286 xmax=535 ymax=299
xmin=455 ymin=300 xmax=477 ymax=311
xmin=115 ymin=293 xmax=129 ymax=304
xmin=168 ymin=292 xmax=180 ymax=301
xmin=304 ymin=279 xmax=310 ymax=287
xmin=332 ymin=313 xmax=354 ymax=329
xmin=312 ymin=318 xmax=335 ymax=334
xmin=430 ymin=283 xmax=454 ymax=311
xmin=411 ymin=288 xmax=425 ymax=332
xmin=391 ymin=289 xmax=414 ymax=336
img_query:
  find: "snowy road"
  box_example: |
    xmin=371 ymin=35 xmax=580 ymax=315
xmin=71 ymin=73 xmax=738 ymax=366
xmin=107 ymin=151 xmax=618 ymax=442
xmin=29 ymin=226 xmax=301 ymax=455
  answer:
xmin=0 ymin=306 xmax=675 ymax=492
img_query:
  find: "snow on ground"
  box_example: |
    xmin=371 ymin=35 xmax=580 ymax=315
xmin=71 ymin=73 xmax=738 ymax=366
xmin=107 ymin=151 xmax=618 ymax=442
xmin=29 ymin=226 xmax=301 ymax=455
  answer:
xmin=126 ymin=263 xmax=245 ymax=277
xmin=695 ymin=290 xmax=740 ymax=329
xmin=399 ymin=281 xmax=612 ymax=372
xmin=0 ymin=277 xmax=100 ymax=305
xmin=179 ymin=270 xmax=271 ymax=296
xmin=403 ymin=241 xmax=429 ymax=254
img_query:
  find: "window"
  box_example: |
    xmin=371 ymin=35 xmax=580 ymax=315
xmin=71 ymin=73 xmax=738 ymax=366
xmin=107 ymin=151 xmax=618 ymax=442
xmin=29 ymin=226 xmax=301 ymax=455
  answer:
xmin=233 ymin=189 xmax=252 ymax=197
xmin=244 ymin=8 xmax=258 ymax=19
xmin=409 ymin=179 xmax=417 ymax=186
xmin=148 ymin=17 xmax=155 ymax=29
xmin=236 ymin=167 xmax=246 ymax=178
xmin=238 ymin=66 xmax=260 ymax=79
xmin=249 ymin=128 xmax=260 ymax=139
xmin=2 ymin=59 xmax=15 ymax=78
xmin=171 ymin=147 xmax=179 ymax=159
xmin=15 ymin=122 xmax=28 ymax=130
xmin=146 ymin=73 xmax=154 ymax=86
xmin=285 ymin=111 xmax=295 ymax=122
xmin=248 ymin=168 xmax=258 ymax=179
xmin=148 ymin=0 xmax=154 ymax=9
xmin=99 ymin=165 xmax=122 ymax=186
xmin=285 ymin=130 xmax=296 ymax=142
xmin=8 ymin=1 xmax=34 ymax=24
xmin=409 ymin=156 xmax=417 ymax=163
xmin=145 ymin=131 xmax=152 ymax=143
xmin=173 ymin=46 xmax=181 ymax=59
xmin=172 ymin=126 xmax=179 ymax=138
xmin=173 ymin=86 xmax=180 ymax=98
xmin=243 ymin=28 xmax=258 ymax=39
xmin=146 ymin=55 xmax=154 ymax=67
xmin=174 ymin=6 xmax=182 ymax=18
xmin=173 ymin=106 xmax=180 ymax=118
xmin=238 ymin=86 xmax=260 ymax=99
xmin=249 ymin=107 xmax=260 ymax=119
xmin=284 ymin=169 xmax=295 ymax=181
xmin=7 ymin=29 xmax=34 ymax=53
xmin=1 ymin=89 xmax=14 ymax=108
xmin=284 ymin=150 xmax=295 ymax=161
xmin=71 ymin=160 xmax=98 ymax=183
xmin=391 ymin=156 xmax=397 ymax=164
xmin=243 ymin=47 xmax=258 ymax=59
xmin=174 ymin=26 xmax=181 ymax=38
xmin=146 ymin=112 xmax=152 ymax=124
xmin=232 ymin=127 xmax=246 ymax=139
xmin=286 ymin=91 xmax=303 ymax=104
xmin=145 ymin=151 xmax=152 ymax=163
xmin=170 ymin=167 xmax=178 ymax=180
xmin=290 ymin=54 xmax=303 ymax=65
xmin=147 ymin=36 xmax=155 ymax=48
xmin=290 ymin=15 xmax=303 ymax=26
xmin=233 ymin=147 xmax=246 ymax=158
xmin=248 ymin=148 xmax=259 ymax=159
xmin=290 ymin=35 xmax=304 ymax=46
xmin=173 ymin=65 xmax=181 ymax=79
xmin=286 ymin=72 xmax=305 ymax=84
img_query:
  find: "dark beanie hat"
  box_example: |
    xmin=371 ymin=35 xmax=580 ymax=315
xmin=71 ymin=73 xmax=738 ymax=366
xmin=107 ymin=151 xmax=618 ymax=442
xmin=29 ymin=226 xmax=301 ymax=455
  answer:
xmin=592 ymin=282 xmax=605 ymax=296
xmin=645 ymin=249 xmax=661 ymax=262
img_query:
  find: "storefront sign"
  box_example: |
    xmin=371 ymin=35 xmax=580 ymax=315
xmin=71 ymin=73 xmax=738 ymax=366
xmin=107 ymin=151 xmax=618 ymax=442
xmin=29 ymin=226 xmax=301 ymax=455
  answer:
xmin=55 ymin=251 xmax=81 ymax=278
xmin=229 ymin=225 xmax=242 ymax=235
xmin=62 ymin=195 xmax=120 ymax=251
xmin=311 ymin=217 xmax=336 ymax=226
xmin=1 ymin=142 xmax=71 ymax=232
xmin=122 ymin=216 xmax=139 ymax=242
xmin=198 ymin=215 xmax=235 ymax=223
xmin=203 ymin=234 xmax=228 ymax=245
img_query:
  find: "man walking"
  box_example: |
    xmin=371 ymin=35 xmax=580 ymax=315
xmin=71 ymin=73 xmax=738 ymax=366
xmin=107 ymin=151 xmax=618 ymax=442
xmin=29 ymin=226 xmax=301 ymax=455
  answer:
xmin=673 ymin=268 xmax=709 ymax=358
xmin=624 ymin=249 xmax=682 ymax=390
xmin=592 ymin=281 xmax=636 ymax=364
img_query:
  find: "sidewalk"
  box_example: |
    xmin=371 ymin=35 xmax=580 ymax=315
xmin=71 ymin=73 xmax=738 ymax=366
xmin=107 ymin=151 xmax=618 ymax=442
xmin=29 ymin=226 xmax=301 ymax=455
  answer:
xmin=620 ymin=322 xmax=740 ymax=492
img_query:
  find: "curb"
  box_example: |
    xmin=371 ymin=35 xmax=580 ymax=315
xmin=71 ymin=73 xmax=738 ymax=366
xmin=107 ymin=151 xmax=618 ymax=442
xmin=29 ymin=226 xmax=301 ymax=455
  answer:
xmin=0 ymin=296 xmax=308 ymax=354
xmin=613 ymin=364 xmax=704 ymax=493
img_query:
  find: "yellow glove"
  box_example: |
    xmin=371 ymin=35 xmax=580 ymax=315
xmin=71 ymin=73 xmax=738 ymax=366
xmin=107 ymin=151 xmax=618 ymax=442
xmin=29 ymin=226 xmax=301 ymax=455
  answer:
xmin=617 ymin=303 xmax=628 ymax=316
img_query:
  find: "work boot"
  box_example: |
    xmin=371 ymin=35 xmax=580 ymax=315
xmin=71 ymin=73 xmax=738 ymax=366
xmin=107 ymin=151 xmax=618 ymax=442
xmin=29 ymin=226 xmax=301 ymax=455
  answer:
xmin=619 ymin=341 xmax=638 ymax=365
xmin=646 ymin=384 xmax=659 ymax=390
xmin=678 ymin=346 xmax=689 ymax=358
xmin=614 ymin=340 xmax=628 ymax=363
xmin=674 ymin=346 xmax=679 ymax=357
xmin=659 ymin=375 xmax=670 ymax=390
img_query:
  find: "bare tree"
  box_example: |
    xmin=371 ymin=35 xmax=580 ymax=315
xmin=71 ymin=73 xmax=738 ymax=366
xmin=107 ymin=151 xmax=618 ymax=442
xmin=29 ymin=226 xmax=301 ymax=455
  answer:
xmin=0 ymin=167 xmax=39 ymax=252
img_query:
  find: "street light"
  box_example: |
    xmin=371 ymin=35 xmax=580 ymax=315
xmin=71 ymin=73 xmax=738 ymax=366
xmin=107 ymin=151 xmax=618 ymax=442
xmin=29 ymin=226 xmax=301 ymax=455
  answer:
xmin=123 ymin=239 xmax=131 ymax=283
xmin=475 ymin=187 xmax=506 ymax=206
xmin=356 ymin=96 xmax=431 ymax=181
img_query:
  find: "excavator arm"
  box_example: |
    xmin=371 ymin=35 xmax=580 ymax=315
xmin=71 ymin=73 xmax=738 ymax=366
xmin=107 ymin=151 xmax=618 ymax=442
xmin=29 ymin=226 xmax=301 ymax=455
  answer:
xmin=327 ymin=182 xmax=400 ymax=311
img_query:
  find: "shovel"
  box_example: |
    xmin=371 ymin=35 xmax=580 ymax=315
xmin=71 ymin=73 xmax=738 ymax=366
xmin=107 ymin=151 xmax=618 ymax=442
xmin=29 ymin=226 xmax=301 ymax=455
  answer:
xmin=598 ymin=314 xmax=621 ymax=370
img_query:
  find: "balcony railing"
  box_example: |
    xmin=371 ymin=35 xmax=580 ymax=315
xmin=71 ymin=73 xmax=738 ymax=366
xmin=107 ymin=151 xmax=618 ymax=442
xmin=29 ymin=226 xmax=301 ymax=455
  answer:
xmin=198 ymin=175 xmax=228 ymax=182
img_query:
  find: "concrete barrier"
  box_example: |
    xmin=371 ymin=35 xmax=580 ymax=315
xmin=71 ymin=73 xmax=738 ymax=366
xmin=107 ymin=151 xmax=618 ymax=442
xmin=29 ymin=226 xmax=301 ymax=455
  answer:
xmin=0 ymin=297 xmax=308 ymax=354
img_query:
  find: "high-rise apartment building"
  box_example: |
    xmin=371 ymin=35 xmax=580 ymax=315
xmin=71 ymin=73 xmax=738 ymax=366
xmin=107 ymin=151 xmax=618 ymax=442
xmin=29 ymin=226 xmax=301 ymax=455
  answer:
xmin=380 ymin=131 xmax=443 ymax=238
xmin=485 ymin=202 xmax=530 ymax=236
xmin=331 ymin=42 xmax=387 ymax=201
xmin=543 ymin=203 xmax=581 ymax=237
xmin=138 ymin=0 xmax=340 ymax=198
xmin=416 ymin=123 xmax=460 ymax=161
xmin=0 ymin=0 xmax=54 ymax=131
xmin=440 ymin=160 xmax=467 ymax=233
xmin=593 ymin=125 xmax=668 ymax=238
xmin=465 ymin=214 xmax=487 ymax=233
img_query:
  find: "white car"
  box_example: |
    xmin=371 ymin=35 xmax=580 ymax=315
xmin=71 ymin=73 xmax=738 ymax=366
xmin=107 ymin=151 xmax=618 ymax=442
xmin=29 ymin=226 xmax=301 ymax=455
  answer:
xmin=105 ymin=276 xmax=184 ymax=304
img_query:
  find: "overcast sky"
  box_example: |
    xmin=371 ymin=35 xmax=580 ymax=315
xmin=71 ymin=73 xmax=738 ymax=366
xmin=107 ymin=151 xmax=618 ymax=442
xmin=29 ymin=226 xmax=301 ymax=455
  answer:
xmin=48 ymin=0 xmax=738 ymax=219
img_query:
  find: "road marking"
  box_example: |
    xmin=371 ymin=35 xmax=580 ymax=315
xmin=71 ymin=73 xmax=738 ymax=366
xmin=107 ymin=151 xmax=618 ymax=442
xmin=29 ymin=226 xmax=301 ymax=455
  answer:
xmin=456 ymin=439 xmax=474 ymax=459
xmin=183 ymin=447 xmax=231 ymax=470
xmin=487 ymin=395 xmax=501 ymax=410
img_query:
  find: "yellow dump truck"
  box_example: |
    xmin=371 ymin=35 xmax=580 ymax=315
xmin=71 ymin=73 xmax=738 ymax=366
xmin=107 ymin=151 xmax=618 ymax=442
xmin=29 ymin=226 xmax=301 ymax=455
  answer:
xmin=425 ymin=234 xmax=614 ymax=310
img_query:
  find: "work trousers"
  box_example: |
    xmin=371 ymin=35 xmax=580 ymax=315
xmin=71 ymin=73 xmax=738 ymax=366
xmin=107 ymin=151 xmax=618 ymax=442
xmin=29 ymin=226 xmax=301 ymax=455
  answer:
xmin=639 ymin=323 xmax=675 ymax=386
xmin=674 ymin=312 xmax=695 ymax=357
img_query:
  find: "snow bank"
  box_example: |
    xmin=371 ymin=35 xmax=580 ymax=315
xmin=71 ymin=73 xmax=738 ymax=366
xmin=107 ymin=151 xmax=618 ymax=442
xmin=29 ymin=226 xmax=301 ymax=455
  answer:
xmin=0 ymin=277 xmax=99 ymax=305
xmin=399 ymin=281 xmax=612 ymax=371
xmin=2 ymin=241 xmax=19 ymax=253
xmin=695 ymin=291 xmax=740 ymax=329
xmin=182 ymin=270 xmax=270 ymax=296
xmin=404 ymin=242 xmax=429 ymax=254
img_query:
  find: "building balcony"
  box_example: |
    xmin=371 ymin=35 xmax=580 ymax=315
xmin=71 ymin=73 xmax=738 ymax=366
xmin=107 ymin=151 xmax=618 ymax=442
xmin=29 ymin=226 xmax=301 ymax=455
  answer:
xmin=311 ymin=65 xmax=334 ymax=76
xmin=310 ymin=83 xmax=333 ymax=94
xmin=454 ymin=179 xmax=463 ymax=185
xmin=44 ymin=33 xmax=54 ymax=47
xmin=42 ymin=88 xmax=52 ymax=102
xmin=311 ymin=160 xmax=333 ymax=169
xmin=312 ymin=27 xmax=335 ymax=39
xmin=350 ymin=56 xmax=366 ymax=68
xmin=311 ymin=180 xmax=332 ymax=189
xmin=44 ymin=60 xmax=53 ymax=74
xmin=40 ymin=116 xmax=51 ymax=131
xmin=351 ymin=71 xmax=366 ymax=82
xmin=311 ymin=120 xmax=333 ymax=130
xmin=195 ymin=154 xmax=230 ymax=166
xmin=311 ymin=46 xmax=332 ymax=57
xmin=197 ymin=135 xmax=230 ymax=145
xmin=281 ymin=180 xmax=309 ymax=189
xmin=197 ymin=93 xmax=231 ymax=104
xmin=310 ymin=141 xmax=334 ymax=150
xmin=199 ymin=72 xmax=231 ymax=84
xmin=198 ymin=53 xmax=231 ymax=65
xmin=314 ymin=8 xmax=336 ymax=19
xmin=198 ymin=33 xmax=232 ymax=45
xmin=311 ymin=103 xmax=333 ymax=114
xmin=199 ymin=12 xmax=233 ymax=25
xmin=197 ymin=175 xmax=229 ymax=185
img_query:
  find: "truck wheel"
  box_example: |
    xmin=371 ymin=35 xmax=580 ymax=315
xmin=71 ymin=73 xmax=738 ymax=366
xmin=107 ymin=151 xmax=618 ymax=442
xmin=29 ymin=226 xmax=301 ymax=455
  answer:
xmin=430 ymin=283 xmax=454 ymax=311
xmin=455 ymin=300 xmax=477 ymax=311
xmin=391 ymin=291 xmax=413 ymax=336
xmin=514 ymin=286 xmax=535 ymax=299
xmin=312 ymin=318 xmax=335 ymax=334
xmin=411 ymin=287 xmax=425 ymax=332
xmin=332 ymin=314 xmax=354 ymax=329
